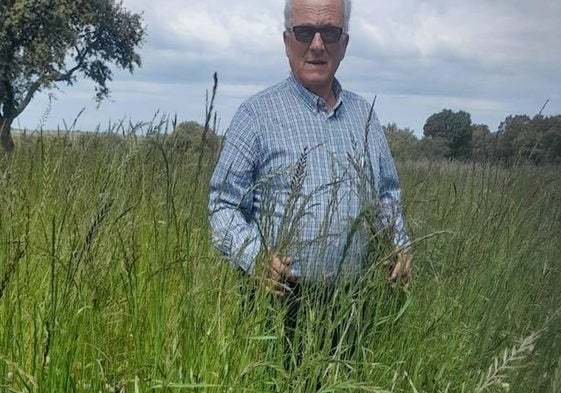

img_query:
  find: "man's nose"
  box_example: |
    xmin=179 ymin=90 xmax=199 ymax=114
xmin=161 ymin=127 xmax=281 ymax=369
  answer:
xmin=309 ymin=32 xmax=326 ymax=51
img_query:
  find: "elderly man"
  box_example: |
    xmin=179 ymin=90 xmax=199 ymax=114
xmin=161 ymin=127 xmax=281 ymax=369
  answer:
xmin=209 ymin=0 xmax=412 ymax=295
xmin=209 ymin=0 xmax=412 ymax=331
xmin=209 ymin=0 xmax=412 ymax=367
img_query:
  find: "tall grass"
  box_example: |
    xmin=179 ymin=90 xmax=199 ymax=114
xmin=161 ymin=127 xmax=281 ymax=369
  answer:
xmin=0 ymin=125 xmax=560 ymax=392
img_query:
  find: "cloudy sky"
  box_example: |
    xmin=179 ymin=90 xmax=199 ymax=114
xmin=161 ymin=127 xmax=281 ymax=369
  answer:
xmin=17 ymin=0 xmax=561 ymax=137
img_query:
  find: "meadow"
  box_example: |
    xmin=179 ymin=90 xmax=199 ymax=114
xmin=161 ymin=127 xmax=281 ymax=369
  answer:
xmin=0 ymin=127 xmax=560 ymax=392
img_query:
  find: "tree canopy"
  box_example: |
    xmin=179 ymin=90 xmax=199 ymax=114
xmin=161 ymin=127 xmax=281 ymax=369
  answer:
xmin=495 ymin=114 xmax=561 ymax=164
xmin=383 ymin=122 xmax=418 ymax=161
xmin=423 ymin=109 xmax=473 ymax=159
xmin=384 ymin=111 xmax=561 ymax=166
xmin=0 ymin=0 xmax=145 ymax=152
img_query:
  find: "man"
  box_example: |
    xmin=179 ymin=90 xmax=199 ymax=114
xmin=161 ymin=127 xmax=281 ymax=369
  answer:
xmin=209 ymin=0 xmax=412 ymax=306
xmin=209 ymin=0 xmax=412 ymax=298
xmin=209 ymin=0 xmax=412 ymax=368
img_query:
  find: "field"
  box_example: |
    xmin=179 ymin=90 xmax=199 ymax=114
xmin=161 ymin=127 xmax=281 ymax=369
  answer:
xmin=1 ymin=130 xmax=560 ymax=392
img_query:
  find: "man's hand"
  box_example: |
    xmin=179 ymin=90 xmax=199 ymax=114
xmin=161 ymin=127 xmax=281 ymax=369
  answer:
xmin=390 ymin=248 xmax=413 ymax=290
xmin=265 ymin=254 xmax=296 ymax=297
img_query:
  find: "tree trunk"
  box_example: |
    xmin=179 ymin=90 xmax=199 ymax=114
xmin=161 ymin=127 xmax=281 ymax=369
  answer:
xmin=1 ymin=118 xmax=15 ymax=153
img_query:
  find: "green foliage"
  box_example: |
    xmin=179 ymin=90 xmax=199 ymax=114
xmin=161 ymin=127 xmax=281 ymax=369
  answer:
xmin=402 ymin=109 xmax=561 ymax=165
xmin=383 ymin=122 xmax=419 ymax=161
xmin=0 ymin=0 xmax=145 ymax=151
xmin=1 ymin=130 xmax=560 ymax=392
xmin=423 ymin=135 xmax=451 ymax=159
xmin=423 ymin=109 xmax=473 ymax=159
xmin=167 ymin=120 xmax=222 ymax=155
xmin=470 ymin=123 xmax=493 ymax=162
xmin=495 ymin=114 xmax=561 ymax=164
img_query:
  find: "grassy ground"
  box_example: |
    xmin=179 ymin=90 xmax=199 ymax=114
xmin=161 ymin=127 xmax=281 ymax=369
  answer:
xmin=1 ymin=131 xmax=560 ymax=392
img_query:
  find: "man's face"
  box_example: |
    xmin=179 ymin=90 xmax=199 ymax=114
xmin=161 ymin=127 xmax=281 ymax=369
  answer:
xmin=284 ymin=0 xmax=349 ymax=98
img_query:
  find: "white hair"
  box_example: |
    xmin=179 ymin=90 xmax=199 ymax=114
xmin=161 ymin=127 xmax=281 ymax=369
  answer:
xmin=284 ymin=0 xmax=352 ymax=33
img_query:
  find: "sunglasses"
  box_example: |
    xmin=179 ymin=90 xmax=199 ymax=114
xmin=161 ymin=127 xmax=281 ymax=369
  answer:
xmin=288 ymin=25 xmax=345 ymax=44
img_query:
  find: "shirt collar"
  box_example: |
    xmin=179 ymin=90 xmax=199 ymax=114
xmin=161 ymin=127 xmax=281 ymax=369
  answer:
xmin=288 ymin=72 xmax=343 ymax=116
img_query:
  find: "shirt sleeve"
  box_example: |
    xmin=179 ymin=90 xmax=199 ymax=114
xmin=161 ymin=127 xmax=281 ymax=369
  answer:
xmin=208 ymin=105 xmax=262 ymax=272
xmin=371 ymin=114 xmax=412 ymax=251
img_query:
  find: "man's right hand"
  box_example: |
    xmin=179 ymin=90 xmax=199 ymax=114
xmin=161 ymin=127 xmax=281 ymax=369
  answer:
xmin=265 ymin=254 xmax=296 ymax=297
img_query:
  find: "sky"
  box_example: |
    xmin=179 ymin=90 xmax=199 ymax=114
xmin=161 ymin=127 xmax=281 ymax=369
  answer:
xmin=16 ymin=0 xmax=561 ymax=137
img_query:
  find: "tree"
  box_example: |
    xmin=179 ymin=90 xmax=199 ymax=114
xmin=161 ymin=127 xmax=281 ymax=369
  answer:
xmin=417 ymin=136 xmax=450 ymax=160
xmin=470 ymin=123 xmax=492 ymax=162
xmin=531 ymin=114 xmax=561 ymax=164
xmin=496 ymin=115 xmax=533 ymax=163
xmin=423 ymin=109 xmax=473 ymax=159
xmin=0 ymin=0 xmax=145 ymax=152
xmin=496 ymin=114 xmax=561 ymax=164
xmin=383 ymin=122 xmax=419 ymax=161
xmin=168 ymin=120 xmax=221 ymax=155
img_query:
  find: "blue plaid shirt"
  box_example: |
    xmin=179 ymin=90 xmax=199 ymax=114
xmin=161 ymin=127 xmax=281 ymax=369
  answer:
xmin=209 ymin=73 xmax=410 ymax=282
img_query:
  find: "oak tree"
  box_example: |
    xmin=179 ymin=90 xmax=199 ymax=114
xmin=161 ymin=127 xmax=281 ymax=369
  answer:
xmin=0 ymin=0 xmax=145 ymax=152
xmin=423 ymin=109 xmax=473 ymax=159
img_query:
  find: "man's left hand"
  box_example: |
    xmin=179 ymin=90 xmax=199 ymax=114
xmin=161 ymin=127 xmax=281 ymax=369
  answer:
xmin=390 ymin=248 xmax=413 ymax=290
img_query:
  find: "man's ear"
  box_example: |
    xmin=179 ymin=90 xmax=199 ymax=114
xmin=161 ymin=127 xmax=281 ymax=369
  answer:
xmin=341 ymin=34 xmax=350 ymax=57
xmin=283 ymin=31 xmax=290 ymax=57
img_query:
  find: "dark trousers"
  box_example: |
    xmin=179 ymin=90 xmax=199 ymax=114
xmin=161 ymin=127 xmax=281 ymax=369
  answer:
xmin=280 ymin=279 xmax=366 ymax=371
xmin=236 ymin=267 xmax=403 ymax=373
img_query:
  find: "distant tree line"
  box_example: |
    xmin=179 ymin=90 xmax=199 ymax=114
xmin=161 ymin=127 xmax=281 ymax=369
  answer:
xmin=166 ymin=120 xmax=221 ymax=156
xmin=169 ymin=112 xmax=561 ymax=167
xmin=384 ymin=109 xmax=561 ymax=165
